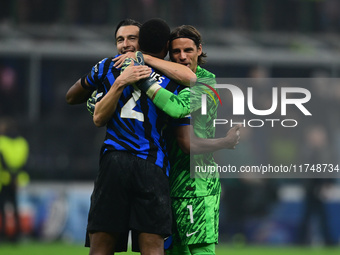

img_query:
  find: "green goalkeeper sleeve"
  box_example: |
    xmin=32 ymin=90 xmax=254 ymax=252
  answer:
xmin=152 ymin=87 xmax=191 ymax=119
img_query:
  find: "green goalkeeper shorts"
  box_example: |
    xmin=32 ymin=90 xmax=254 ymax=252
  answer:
xmin=171 ymin=194 xmax=220 ymax=246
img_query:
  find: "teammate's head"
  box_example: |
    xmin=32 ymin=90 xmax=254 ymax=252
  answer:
xmin=115 ymin=19 xmax=142 ymax=54
xmin=138 ymin=18 xmax=170 ymax=59
xmin=169 ymin=25 xmax=207 ymax=72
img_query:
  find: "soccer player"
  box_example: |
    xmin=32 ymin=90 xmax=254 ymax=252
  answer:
xmin=66 ymin=19 xmax=195 ymax=255
xmin=137 ymin=25 xmax=235 ymax=255
xmin=167 ymin=25 xmax=222 ymax=255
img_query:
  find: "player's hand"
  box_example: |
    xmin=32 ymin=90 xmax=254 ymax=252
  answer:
xmin=224 ymin=124 xmax=241 ymax=149
xmin=87 ymin=90 xmax=97 ymax=116
xmin=113 ymin=52 xmax=137 ymax=68
xmin=118 ymin=62 xmax=152 ymax=87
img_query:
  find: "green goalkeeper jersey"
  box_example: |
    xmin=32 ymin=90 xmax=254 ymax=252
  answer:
xmin=166 ymin=66 xmax=221 ymax=198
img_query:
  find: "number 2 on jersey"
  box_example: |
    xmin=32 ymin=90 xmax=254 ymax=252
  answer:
xmin=120 ymin=89 xmax=144 ymax=122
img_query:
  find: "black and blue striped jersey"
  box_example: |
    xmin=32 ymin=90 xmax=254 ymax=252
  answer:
xmin=85 ymin=56 xmax=184 ymax=175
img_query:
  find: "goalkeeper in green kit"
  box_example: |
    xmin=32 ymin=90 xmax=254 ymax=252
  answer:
xmin=136 ymin=25 xmax=240 ymax=255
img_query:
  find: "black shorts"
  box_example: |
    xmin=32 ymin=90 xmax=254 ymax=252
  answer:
xmin=85 ymin=151 xmax=172 ymax=250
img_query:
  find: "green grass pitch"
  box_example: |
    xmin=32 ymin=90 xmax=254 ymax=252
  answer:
xmin=1 ymin=242 xmax=340 ymax=255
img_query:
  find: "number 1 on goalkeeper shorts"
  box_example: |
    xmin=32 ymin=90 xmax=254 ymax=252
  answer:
xmin=187 ymin=205 xmax=194 ymax=224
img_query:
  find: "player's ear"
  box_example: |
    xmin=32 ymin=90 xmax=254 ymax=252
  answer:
xmin=197 ymin=44 xmax=203 ymax=55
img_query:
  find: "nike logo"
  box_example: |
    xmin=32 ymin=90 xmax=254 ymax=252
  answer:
xmin=186 ymin=231 xmax=198 ymax=237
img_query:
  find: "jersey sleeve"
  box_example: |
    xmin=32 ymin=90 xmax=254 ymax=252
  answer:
xmin=152 ymin=76 xmax=217 ymax=118
xmin=152 ymin=87 xmax=191 ymax=119
xmin=85 ymin=58 xmax=110 ymax=89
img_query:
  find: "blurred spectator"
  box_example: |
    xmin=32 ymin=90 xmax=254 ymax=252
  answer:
xmin=216 ymin=127 xmax=278 ymax=244
xmin=0 ymin=119 xmax=30 ymax=242
xmin=140 ymin=0 xmax=159 ymax=21
xmin=216 ymin=127 xmax=255 ymax=244
xmin=0 ymin=1 xmax=10 ymax=23
xmin=247 ymin=66 xmax=272 ymax=165
xmin=319 ymin=0 xmax=340 ymax=32
xmin=296 ymin=125 xmax=336 ymax=246
xmin=220 ymin=0 xmax=240 ymax=28
xmin=29 ymin=0 xmax=60 ymax=24
xmin=63 ymin=0 xmax=81 ymax=25
xmin=0 ymin=66 xmax=21 ymax=117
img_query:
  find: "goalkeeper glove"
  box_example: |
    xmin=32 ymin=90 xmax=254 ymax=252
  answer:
xmin=87 ymin=90 xmax=97 ymax=116
xmin=120 ymin=51 xmax=161 ymax=98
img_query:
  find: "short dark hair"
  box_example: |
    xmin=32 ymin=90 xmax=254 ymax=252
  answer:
xmin=114 ymin=19 xmax=142 ymax=39
xmin=139 ymin=18 xmax=170 ymax=54
xmin=169 ymin=25 xmax=207 ymax=65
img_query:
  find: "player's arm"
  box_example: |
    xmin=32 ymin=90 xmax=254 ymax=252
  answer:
xmin=113 ymin=53 xmax=196 ymax=86
xmin=147 ymin=87 xmax=191 ymax=119
xmin=140 ymin=78 xmax=212 ymax=119
xmin=176 ymin=125 xmax=241 ymax=155
xmin=66 ymin=76 xmax=95 ymax=105
xmin=143 ymin=54 xmax=196 ymax=86
xmin=138 ymin=75 xmax=216 ymax=119
xmin=93 ymin=64 xmax=152 ymax=127
xmin=66 ymin=58 xmax=110 ymax=105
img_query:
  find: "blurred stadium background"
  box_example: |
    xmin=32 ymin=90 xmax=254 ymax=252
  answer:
xmin=1 ymin=0 xmax=340 ymax=253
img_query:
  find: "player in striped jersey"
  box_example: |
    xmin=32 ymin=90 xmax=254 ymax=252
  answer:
xmin=66 ymin=19 xmax=195 ymax=255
